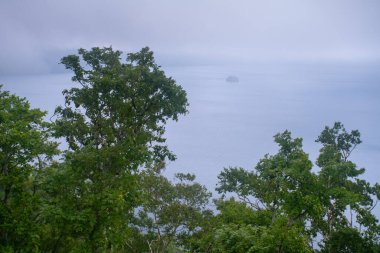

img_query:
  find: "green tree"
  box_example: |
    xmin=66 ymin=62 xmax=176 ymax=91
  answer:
xmin=43 ymin=46 xmax=188 ymax=251
xmin=216 ymin=131 xmax=318 ymax=252
xmin=213 ymin=123 xmax=380 ymax=252
xmin=128 ymin=165 xmax=212 ymax=253
xmin=0 ymin=86 xmax=58 ymax=252
xmin=314 ymin=122 xmax=380 ymax=252
xmin=321 ymin=227 xmax=378 ymax=253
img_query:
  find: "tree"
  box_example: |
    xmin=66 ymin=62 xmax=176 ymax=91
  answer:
xmin=211 ymin=131 xmax=321 ymax=252
xmin=314 ymin=122 xmax=380 ymax=252
xmin=0 ymin=86 xmax=58 ymax=252
xmin=128 ymin=165 xmax=212 ymax=253
xmin=43 ymin=47 xmax=188 ymax=251
xmin=215 ymin=131 xmax=318 ymax=252
xmin=56 ymin=46 xmax=188 ymax=159
xmin=214 ymin=123 xmax=380 ymax=252
xmin=321 ymin=227 xmax=377 ymax=253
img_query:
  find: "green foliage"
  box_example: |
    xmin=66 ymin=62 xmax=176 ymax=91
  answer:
xmin=0 ymin=86 xmax=58 ymax=252
xmin=313 ymin=123 xmax=380 ymax=251
xmin=128 ymin=165 xmax=212 ymax=252
xmin=215 ymin=198 xmax=271 ymax=226
xmin=43 ymin=46 xmax=188 ymax=251
xmin=214 ymin=131 xmax=316 ymax=252
xmin=55 ymin=46 xmax=188 ymax=159
xmin=213 ymin=221 xmax=311 ymax=253
xmin=321 ymin=227 xmax=379 ymax=253
xmin=212 ymin=123 xmax=379 ymax=253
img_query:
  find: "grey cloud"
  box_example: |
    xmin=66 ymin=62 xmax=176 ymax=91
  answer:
xmin=1 ymin=0 xmax=380 ymax=75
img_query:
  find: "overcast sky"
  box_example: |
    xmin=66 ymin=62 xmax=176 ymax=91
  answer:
xmin=1 ymin=0 xmax=380 ymax=75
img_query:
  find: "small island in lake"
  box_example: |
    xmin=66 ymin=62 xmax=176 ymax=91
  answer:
xmin=226 ymin=75 xmax=239 ymax=83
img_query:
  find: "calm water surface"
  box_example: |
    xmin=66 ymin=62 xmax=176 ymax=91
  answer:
xmin=2 ymin=63 xmax=380 ymax=198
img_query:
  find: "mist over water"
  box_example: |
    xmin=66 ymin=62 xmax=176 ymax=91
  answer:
xmin=3 ymin=62 xmax=380 ymax=192
xmin=164 ymin=62 xmax=380 ymax=189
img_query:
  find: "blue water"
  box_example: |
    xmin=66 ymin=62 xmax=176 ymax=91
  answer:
xmin=163 ymin=63 xmax=380 ymax=188
xmin=2 ymin=62 xmax=380 ymax=199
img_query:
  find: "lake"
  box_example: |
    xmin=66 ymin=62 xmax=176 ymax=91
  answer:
xmin=2 ymin=62 xmax=380 ymax=195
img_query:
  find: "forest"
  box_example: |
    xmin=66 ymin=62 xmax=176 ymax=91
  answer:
xmin=1 ymin=47 xmax=379 ymax=253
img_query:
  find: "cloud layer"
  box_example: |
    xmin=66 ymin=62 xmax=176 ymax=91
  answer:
xmin=1 ymin=0 xmax=380 ymax=75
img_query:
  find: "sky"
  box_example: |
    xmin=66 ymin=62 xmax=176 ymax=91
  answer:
xmin=1 ymin=0 xmax=380 ymax=194
xmin=1 ymin=0 xmax=380 ymax=75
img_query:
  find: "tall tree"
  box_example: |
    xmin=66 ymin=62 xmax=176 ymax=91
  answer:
xmin=0 ymin=86 xmax=58 ymax=252
xmin=314 ymin=122 xmax=380 ymax=252
xmin=44 ymin=47 xmax=188 ymax=251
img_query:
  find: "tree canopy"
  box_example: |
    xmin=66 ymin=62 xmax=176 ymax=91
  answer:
xmin=0 ymin=46 xmax=379 ymax=252
xmin=0 ymin=85 xmax=59 ymax=252
xmin=48 ymin=46 xmax=188 ymax=251
xmin=205 ymin=124 xmax=380 ymax=253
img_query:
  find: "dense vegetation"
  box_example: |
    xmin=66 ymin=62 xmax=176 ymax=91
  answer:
xmin=0 ymin=47 xmax=379 ymax=252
